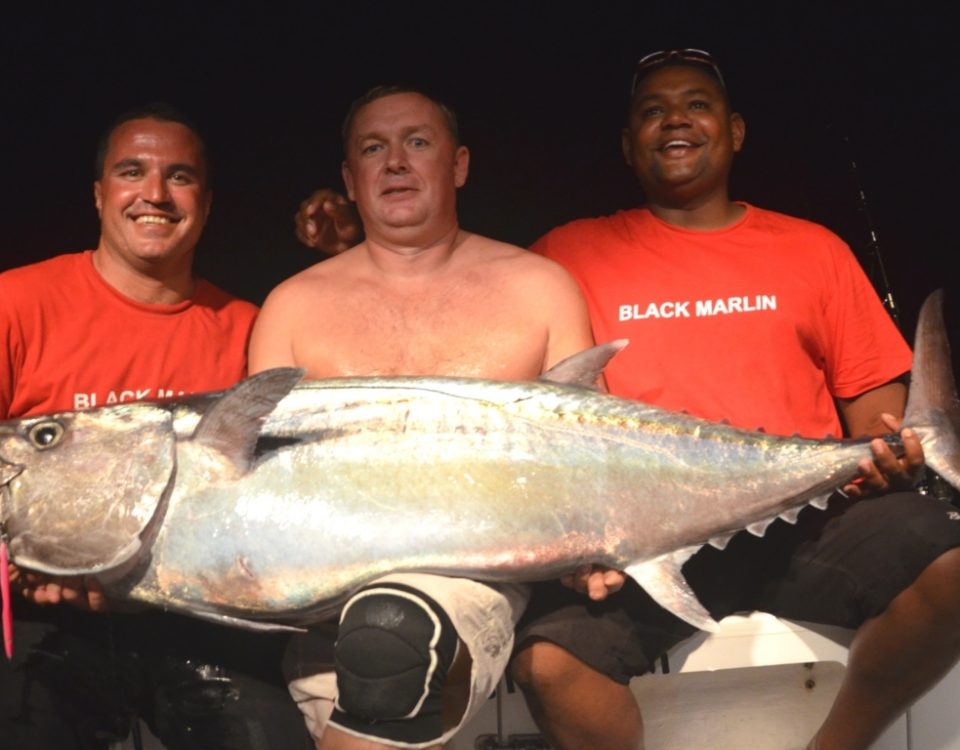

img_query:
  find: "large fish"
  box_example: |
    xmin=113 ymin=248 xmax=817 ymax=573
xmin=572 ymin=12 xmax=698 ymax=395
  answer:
xmin=1 ymin=291 xmax=958 ymax=636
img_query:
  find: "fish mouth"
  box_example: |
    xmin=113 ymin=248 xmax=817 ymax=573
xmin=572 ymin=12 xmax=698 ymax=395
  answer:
xmin=0 ymin=462 xmax=22 ymax=487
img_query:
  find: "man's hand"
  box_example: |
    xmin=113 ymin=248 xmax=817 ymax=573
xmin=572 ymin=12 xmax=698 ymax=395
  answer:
xmin=843 ymin=413 xmax=926 ymax=498
xmin=9 ymin=564 xmax=107 ymax=611
xmin=561 ymin=564 xmax=626 ymax=601
xmin=294 ymin=189 xmax=361 ymax=253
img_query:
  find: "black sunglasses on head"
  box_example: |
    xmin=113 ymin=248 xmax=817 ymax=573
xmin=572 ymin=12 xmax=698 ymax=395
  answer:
xmin=630 ymin=48 xmax=726 ymax=95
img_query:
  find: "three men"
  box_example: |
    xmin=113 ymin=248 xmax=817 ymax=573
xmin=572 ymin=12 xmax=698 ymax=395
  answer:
xmin=249 ymin=86 xmax=596 ymax=749
xmin=295 ymin=52 xmax=960 ymax=750
xmin=0 ymin=104 xmax=310 ymax=750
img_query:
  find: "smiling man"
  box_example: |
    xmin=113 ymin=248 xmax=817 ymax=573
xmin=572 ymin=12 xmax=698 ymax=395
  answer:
xmin=249 ymin=85 xmax=596 ymax=750
xmin=292 ymin=54 xmax=960 ymax=750
xmin=0 ymin=104 xmax=310 ymax=749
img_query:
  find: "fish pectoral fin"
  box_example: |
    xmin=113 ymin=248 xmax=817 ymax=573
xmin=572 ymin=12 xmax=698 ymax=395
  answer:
xmin=540 ymin=340 xmax=628 ymax=390
xmin=14 ymin=534 xmax=142 ymax=577
xmin=189 ymin=610 xmax=307 ymax=633
xmin=193 ymin=368 xmax=305 ymax=471
xmin=626 ymin=549 xmax=720 ymax=633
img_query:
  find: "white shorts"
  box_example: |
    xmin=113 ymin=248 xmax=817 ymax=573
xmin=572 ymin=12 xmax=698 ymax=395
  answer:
xmin=285 ymin=572 xmax=529 ymax=748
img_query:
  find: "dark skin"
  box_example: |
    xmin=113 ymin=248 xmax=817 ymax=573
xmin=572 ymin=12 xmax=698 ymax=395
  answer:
xmin=293 ymin=65 xmax=952 ymax=750
xmin=512 ymin=65 xmax=957 ymax=750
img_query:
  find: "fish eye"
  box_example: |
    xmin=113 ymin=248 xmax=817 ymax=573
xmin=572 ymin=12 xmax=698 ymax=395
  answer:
xmin=28 ymin=421 xmax=64 ymax=449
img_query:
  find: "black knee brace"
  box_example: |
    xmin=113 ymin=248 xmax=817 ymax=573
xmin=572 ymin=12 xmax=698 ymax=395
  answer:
xmin=330 ymin=583 xmax=459 ymax=745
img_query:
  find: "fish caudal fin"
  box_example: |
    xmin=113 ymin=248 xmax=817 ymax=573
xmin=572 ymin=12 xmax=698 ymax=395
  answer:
xmin=904 ymin=291 xmax=960 ymax=491
xmin=626 ymin=548 xmax=720 ymax=633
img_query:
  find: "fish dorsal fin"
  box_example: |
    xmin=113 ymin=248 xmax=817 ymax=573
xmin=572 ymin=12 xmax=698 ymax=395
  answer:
xmin=540 ymin=340 xmax=628 ymax=389
xmin=193 ymin=368 xmax=304 ymax=471
xmin=625 ymin=547 xmax=719 ymax=632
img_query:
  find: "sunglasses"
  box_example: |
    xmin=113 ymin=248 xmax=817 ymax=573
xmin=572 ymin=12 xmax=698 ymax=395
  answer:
xmin=630 ymin=48 xmax=726 ymax=94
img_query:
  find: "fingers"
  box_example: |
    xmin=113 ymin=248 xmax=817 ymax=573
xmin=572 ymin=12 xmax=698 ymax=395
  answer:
xmin=851 ymin=425 xmax=926 ymax=496
xmin=15 ymin=573 xmax=106 ymax=610
xmin=560 ymin=564 xmax=626 ymax=601
xmin=294 ymin=190 xmax=330 ymax=248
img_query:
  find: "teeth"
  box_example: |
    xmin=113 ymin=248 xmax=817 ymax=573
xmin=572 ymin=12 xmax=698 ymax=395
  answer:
xmin=664 ymin=141 xmax=694 ymax=149
xmin=135 ymin=216 xmax=173 ymax=224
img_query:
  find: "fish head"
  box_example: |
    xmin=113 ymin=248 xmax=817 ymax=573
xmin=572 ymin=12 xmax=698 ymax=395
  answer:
xmin=0 ymin=403 xmax=176 ymax=576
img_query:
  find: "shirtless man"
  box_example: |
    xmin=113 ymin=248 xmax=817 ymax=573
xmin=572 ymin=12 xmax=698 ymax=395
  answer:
xmin=248 ymin=86 xmax=596 ymax=750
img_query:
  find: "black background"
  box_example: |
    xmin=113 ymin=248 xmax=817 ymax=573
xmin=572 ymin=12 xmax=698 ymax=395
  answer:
xmin=2 ymin=1 xmax=956 ymax=363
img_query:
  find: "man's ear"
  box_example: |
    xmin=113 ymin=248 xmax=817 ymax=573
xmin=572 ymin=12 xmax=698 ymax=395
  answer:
xmin=453 ymin=145 xmax=470 ymax=188
xmin=341 ymin=161 xmax=356 ymax=201
xmin=202 ymin=189 xmax=213 ymax=223
xmin=620 ymin=128 xmax=633 ymax=166
xmin=731 ymin=113 xmax=746 ymax=153
xmin=93 ymin=181 xmax=103 ymax=217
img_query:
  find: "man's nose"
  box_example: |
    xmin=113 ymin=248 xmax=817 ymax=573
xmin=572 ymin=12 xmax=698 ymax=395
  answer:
xmin=385 ymin=144 xmax=409 ymax=172
xmin=141 ymin=171 xmax=171 ymax=203
xmin=661 ymin=105 xmax=692 ymax=128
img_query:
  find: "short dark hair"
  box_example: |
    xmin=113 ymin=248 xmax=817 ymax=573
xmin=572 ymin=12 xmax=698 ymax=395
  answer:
xmin=341 ymin=85 xmax=460 ymax=154
xmin=94 ymin=102 xmax=210 ymax=185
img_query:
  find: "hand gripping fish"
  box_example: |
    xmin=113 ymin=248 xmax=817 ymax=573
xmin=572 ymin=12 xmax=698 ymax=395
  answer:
xmin=1 ymin=291 xmax=959 ymax=652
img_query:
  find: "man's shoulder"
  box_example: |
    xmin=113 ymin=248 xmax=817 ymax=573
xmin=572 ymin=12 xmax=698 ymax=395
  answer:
xmin=745 ymin=205 xmax=845 ymax=243
xmin=193 ymin=278 xmax=259 ymax=318
xmin=0 ymin=252 xmax=90 ymax=313
xmin=0 ymin=251 xmax=87 ymax=285
xmin=530 ymin=209 xmax=643 ymax=258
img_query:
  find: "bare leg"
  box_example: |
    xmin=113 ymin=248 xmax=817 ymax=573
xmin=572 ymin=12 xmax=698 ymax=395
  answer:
xmin=512 ymin=639 xmax=643 ymax=750
xmin=809 ymin=547 xmax=960 ymax=750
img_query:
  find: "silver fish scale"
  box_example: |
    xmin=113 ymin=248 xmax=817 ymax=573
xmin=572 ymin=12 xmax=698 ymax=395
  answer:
xmin=120 ymin=377 xmax=874 ymax=623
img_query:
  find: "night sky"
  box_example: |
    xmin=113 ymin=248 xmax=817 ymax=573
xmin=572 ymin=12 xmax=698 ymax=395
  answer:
xmin=2 ymin=2 xmax=956 ymax=361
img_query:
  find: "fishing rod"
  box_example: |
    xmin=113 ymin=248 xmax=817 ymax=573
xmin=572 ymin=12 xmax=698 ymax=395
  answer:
xmin=837 ymin=133 xmax=957 ymax=505
xmin=840 ymin=134 xmax=900 ymax=328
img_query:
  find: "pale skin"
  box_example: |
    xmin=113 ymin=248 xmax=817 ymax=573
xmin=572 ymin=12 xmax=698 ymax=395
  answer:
xmin=10 ymin=117 xmax=211 ymax=612
xmin=290 ymin=71 xmax=954 ymax=750
xmin=249 ymin=92 xmax=596 ymax=750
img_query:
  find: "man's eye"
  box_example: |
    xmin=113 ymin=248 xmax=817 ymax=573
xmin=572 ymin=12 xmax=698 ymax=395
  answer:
xmin=119 ymin=169 xmax=142 ymax=178
xmin=169 ymin=172 xmax=192 ymax=184
xmin=690 ymin=100 xmax=710 ymax=110
xmin=361 ymin=143 xmax=382 ymax=155
xmin=410 ymin=137 xmax=428 ymax=147
xmin=642 ymin=107 xmax=663 ymax=118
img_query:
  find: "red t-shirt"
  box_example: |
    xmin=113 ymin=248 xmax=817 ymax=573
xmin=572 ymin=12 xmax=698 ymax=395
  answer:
xmin=531 ymin=205 xmax=912 ymax=438
xmin=0 ymin=251 xmax=258 ymax=419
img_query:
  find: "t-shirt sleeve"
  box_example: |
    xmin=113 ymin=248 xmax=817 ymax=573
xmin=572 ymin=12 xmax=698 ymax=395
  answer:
xmin=820 ymin=236 xmax=912 ymax=399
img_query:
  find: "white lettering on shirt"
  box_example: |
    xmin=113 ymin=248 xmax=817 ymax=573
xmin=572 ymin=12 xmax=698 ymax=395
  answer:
xmin=619 ymin=295 xmax=777 ymax=321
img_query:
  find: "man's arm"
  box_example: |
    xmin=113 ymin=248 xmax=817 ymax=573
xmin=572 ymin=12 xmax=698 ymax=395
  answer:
xmin=837 ymin=379 xmax=925 ymax=497
xmin=248 ymin=281 xmax=305 ymax=373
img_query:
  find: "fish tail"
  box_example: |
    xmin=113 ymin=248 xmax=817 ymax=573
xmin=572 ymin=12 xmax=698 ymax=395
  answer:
xmin=904 ymin=290 xmax=960 ymax=491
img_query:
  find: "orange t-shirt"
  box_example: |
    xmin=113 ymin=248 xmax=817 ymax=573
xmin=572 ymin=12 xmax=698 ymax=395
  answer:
xmin=0 ymin=251 xmax=258 ymax=418
xmin=531 ymin=205 xmax=912 ymax=438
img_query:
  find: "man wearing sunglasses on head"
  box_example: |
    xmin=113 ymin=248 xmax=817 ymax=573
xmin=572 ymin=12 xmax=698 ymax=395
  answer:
xmin=293 ymin=50 xmax=960 ymax=750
